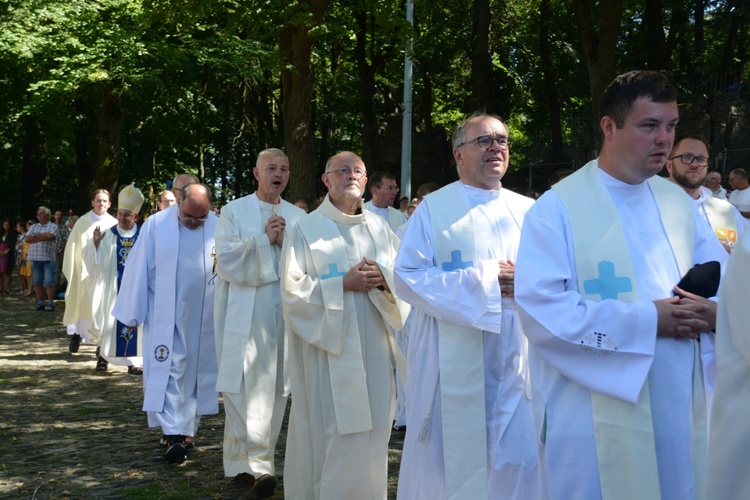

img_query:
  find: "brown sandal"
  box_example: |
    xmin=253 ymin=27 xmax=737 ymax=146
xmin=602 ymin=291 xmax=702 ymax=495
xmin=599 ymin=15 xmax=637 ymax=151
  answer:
xmin=127 ymin=366 xmax=143 ymax=375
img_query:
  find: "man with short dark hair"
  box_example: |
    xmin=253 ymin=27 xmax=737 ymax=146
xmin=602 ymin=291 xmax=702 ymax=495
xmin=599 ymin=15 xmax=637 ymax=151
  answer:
xmin=364 ymin=171 xmax=406 ymax=231
xmin=516 ymin=70 xmax=727 ymax=499
xmin=157 ymin=190 xmax=176 ymax=211
xmin=114 ymin=183 xmax=219 ymax=464
xmin=666 ymin=134 xmax=746 ymax=252
xmin=25 ymin=206 xmax=59 ymax=311
xmin=728 ymin=168 xmax=750 ymax=218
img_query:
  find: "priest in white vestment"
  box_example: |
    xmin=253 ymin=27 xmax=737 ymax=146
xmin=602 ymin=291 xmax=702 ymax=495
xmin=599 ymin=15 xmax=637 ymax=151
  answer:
xmin=708 ymin=227 xmax=750 ymax=499
xmin=364 ymin=171 xmax=407 ymax=232
xmin=515 ymin=71 xmax=728 ymax=500
xmin=62 ymin=189 xmax=116 ymax=351
xmin=214 ymin=148 xmax=305 ymax=499
xmin=395 ymin=113 xmax=543 ymax=500
xmin=85 ymin=184 xmax=145 ymax=373
xmin=281 ymin=151 xmax=409 ymax=500
xmin=113 ymin=183 xmax=218 ymax=464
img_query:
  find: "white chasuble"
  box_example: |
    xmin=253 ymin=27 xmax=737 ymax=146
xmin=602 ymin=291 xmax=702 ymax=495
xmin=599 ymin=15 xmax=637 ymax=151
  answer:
xmin=515 ymin=160 xmax=726 ymax=500
xmin=708 ymin=228 xmax=750 ymax=499
xmin=429 ymin=181 xmax=529 ymax=499
xmin=63 ymin=210 xmax=117 ymax=338
xmin=85 ymin=224 xmax=143 ymax=366
xmin=113 ymin=208 xmax=218 ymax=416
xmin=281 ymin=196 xmax=408 ymax=500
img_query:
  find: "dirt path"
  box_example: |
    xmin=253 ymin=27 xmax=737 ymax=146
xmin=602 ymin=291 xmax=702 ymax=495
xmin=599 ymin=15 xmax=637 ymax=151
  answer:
xmin=0 ymin=294 xmax=403 ymax=499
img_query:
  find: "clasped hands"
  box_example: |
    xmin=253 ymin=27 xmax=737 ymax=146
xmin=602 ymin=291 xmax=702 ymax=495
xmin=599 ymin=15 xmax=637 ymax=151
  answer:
xmin=343 ymin=257 xmax=388 ymax=293
xmin=265 ymin=214 xmax=286 ymax=247
xmin=654 ymin=286 xmax=717 ymax=339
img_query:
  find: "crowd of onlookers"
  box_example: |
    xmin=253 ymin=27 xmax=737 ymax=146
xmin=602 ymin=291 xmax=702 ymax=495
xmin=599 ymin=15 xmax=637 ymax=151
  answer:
xmin=0 ymin=210 xmax=76 ymax=298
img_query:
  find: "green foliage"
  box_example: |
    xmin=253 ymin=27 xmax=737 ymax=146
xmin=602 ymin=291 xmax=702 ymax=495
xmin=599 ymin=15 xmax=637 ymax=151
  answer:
xmin=0 ymin=0 xmax=747 ymax=214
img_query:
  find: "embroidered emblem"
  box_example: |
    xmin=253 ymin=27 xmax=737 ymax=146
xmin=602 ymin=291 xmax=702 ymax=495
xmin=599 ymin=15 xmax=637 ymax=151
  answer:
xmin=154 ymin=345 xmax=170 ymax=362
xmin=583 ymin=261 xmax=632 ymax=300
xmin=321 ymin=263 xmax=347 ymax=280
xmin=441 ymin=250 xmax=474 ymax=271
xmin=580 ymin=331 xmax=617 ymax=355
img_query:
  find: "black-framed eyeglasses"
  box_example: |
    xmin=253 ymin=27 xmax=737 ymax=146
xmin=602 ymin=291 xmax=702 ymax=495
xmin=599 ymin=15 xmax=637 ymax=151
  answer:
xmin=669 ymin=154 xmax=709 ymax=168
xmin=457 ymin=135 xmax=510 ymax=150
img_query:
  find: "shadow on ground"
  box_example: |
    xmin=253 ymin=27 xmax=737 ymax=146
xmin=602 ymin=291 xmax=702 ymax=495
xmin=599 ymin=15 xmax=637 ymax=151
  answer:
xmin=0 ymin=295 xmax=404 ymax=499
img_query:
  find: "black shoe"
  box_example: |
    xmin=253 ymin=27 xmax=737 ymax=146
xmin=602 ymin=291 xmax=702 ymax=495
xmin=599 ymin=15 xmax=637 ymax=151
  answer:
xmin=165 ymin=435 xmax=188 ymax=464
xmin=95 ymin=356 xmax=108 ymax=371
xmin=33 ymin=303 xmax=45 ymax=311
xmin=253 ymin=474 xmax=277 ymax=499
xmin=69 ymin=334 xmax=81 ymax=353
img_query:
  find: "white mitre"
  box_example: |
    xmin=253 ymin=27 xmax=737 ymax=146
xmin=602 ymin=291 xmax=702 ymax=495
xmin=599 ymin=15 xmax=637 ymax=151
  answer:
xmin=118 ymin=183 xmax=145 ymax=214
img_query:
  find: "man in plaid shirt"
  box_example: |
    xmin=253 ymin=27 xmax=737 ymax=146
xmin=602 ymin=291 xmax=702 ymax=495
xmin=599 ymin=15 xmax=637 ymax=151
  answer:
xmin=25 ymin=206 xmax=59 ymax=311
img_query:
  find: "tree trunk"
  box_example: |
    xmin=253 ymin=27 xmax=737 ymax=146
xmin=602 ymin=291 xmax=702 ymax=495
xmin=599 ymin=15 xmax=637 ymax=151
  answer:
xmin=469 ymin=0 xmax=491 ymax=111
xmin=540 ymin=0 xmax=564 ymax=162
xmin=355 ymin=8 xmax=380 ymax=170
xmin=279 ymin=0 xmax=333 ymax=203
xmin=644 ymin=0 xmax=665 ymax=69
xmin=571 ymin=0 xmax=624 ymax=155
xmin=93 ymin=80 xmax=124 ymax=195
xmin=71 ymin=96 xmax=96 ymax=213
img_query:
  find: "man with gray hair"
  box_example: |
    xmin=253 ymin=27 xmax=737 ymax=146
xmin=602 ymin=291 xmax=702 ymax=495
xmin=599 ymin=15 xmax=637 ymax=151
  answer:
xmin=281 ymin=151 xmax=409 ymax=499
xmin=728 ymin=168 xmax=750 ymax=218
xmin=214 ymin=148 xmax=306 ymax=498
xmin=114 ymin=183 xmax=219 ymax=464
xmin=395 ymin=112 xmax=542 ymax=499
xmin=25 ymin=206 xmax=59 ymax=311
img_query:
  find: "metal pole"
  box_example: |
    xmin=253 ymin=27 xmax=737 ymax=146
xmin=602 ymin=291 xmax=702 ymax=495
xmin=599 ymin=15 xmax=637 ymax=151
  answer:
xmin=400 ymin=0 xmax=414 ymax=200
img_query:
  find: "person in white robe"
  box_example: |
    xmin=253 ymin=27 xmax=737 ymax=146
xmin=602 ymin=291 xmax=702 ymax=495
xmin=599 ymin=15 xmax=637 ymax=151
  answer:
xmin=113 ymin=183 xmax=218 ymax=464
xmin=281 ymin=151 xmax=409 ymax=500
xmin=364 ymin=171 xmax=407 ymax=232
xmin=392 ymin=182 xmax=441 ymax=431
xmin=515 ymin=71 xmax=728 ymax=500
xmin=395 ymin=113 xmax=543 ymax=500
xmin=63 ymin=189 xmax=116 ymax=352
xmin=707 ymin=227 xmax=750 ymax=499
xmin=84 ymin=184 xmax=145 ymax=373
xmin=214 ymin=148 xmax=305 ymax=498
xmin=665 ymin=134 xmax=746 ymax=253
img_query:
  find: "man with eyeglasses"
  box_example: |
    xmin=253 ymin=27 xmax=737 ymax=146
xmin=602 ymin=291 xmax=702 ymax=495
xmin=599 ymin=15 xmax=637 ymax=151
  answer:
xmin=515 ymin=71 xmax=727 ymax=499
xmin=364 ymin=171 xmax=407 ymax=231
xmin=666 ymin=134 xmax=746 ymax=252
xmin=704 ymin=171 xmax=728 ymax=200
xmin=728 ymin=168 xmax=750 ymax=219
xmin=281 ymin=151 xmax=409 ymax=499
xmin=213 ymin=148 xmax=306 ymax=498
xmin=114 ymin=183 xmax=219 ymax=464
xmin=395 ymin=112 xmax=542 ymax=499
xmin=84 ymin=184 xmax=146 ymax=374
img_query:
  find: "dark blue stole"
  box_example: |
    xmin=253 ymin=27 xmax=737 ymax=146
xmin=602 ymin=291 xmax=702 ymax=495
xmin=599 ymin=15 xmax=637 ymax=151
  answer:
xmin=112 ymin=224 xmax=140 ymax=357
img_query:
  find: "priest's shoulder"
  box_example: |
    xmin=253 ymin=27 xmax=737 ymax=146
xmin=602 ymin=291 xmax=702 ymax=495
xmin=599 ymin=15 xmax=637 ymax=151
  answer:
xmin=500 ymin=186 xmax=535 ymax=209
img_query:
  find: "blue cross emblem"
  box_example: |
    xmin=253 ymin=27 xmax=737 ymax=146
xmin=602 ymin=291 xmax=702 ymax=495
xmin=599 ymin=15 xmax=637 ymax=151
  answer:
xmin=321 ymin=263 xmax=347 ymax=280
xmin=583 ymin=261 xmax=632 ymax=300
xmin=441 ymin=250 xmax=474 ymax=271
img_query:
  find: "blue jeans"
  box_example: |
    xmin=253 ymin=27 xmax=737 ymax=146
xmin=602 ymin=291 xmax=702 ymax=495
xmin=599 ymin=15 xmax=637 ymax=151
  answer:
xmin=32 ymin=260 xmax=57 ymax=287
